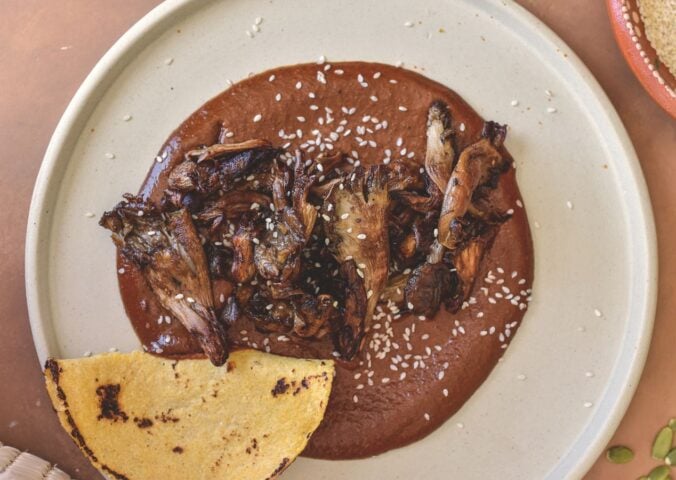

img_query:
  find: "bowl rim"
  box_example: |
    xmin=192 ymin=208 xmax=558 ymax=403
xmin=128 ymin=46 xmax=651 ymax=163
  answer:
xmin=606 ymin=0 xmax=676 ymax=118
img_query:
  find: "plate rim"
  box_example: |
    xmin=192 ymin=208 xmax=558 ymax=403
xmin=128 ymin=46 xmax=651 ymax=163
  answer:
xmin=25 ymin=0 xmax=658 ymax=478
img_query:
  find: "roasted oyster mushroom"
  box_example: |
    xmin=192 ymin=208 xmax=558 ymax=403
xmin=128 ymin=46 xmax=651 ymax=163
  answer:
xmin=437 ymin=124 xmax=508 ymax=252
xmin=424 ymin=101 xmax=455 ymax=193
xmin=324 ymin=166 xmax=389 ymax=357
xmin=99 ymin=195 xmax=228 ymax=366
xmin=254 ymin=156 xmax=317 ymax=284
xmin=168 ymin=139 xmax=277 ymax=195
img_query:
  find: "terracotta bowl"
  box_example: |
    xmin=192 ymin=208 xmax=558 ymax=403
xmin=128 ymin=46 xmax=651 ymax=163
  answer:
xmin=607 ymin=0 xmax=676 ymax=118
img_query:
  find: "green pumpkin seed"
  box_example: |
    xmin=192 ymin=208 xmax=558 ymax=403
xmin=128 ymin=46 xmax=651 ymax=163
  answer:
xmin=606 ymin=445 xmax=634 ymax=464
xmin=669 ymin=418 xmax=676 ymax=431
xmin=648 ymin=465 xmax=671 ymax=480
xmin=665 ymin=447 xmax=676 ymax=465
xmin=652 ymin=427 xmax=674 ymax=459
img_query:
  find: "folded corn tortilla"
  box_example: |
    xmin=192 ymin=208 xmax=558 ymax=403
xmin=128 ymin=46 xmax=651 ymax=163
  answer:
xmin=45 ymin=350 xmax=334 ymax=480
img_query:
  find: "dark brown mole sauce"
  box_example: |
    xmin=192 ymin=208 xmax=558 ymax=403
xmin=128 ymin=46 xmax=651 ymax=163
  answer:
xmin=116 ymin=62 xmax=534 ymax=459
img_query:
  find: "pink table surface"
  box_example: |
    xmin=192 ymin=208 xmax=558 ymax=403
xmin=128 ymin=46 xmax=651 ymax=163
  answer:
xmin=0 ymin=1 xmax=673 ymax=478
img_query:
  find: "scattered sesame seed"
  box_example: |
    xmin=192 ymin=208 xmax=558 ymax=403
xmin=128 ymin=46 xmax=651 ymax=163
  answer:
xmin=104 ymin=152 xmax=115 ymax=159
xmin=255 ymin=16 xmax=263 ymax=25
xmin=404 ymin=21 xmax=414 ymax=27
xmin=109 ymin=347 xmax=118 ymax=352
xmin=174 ymin=293 xmax=184 ymax=300
xmin=122 ymin=114 xmax=132 ymax=121
xmin=424 ymin=413 xmax=430 ymax=421
xmin=253 ymin=114 xmax=262 ymax=123
xmin=459 ymin=122 xmax=466 ymax=132
xmin=357 ymin=233 xmax=367 ymax=240
xmin=583 ymin=401 xmax=593 ymax=408
xmin=246 ymin=30 xmax=253 ymax=38
xmin=295 ymin=81 xmax=302 ymax=89
xmin=594 ymin=308 xmax=602 ymax=317
xmin=398 ymin=105 xmax=408 ymax=112
xmin=585 ymin=371 xmax=595 ymax=378
xmin=517 ymin=373 xmax=527 ymax=381
xmin=83 ymin=351 xmax=92 ymax=357
xmin=164 ymin=57 xmax=174 ymax=65
xmin=275 ymin=93 xmax=282 ymax=101
xmin=566 ymin=200 xmax=573 ymax=209
xmin=118 ymin=268 xmax=125 ymax=274
xmin=353 ymin=394 xmax=359 ymax=403
xmin=443 ymin=388 xmax=449 ymax=397
xmin=456 ymin=422 xmax=464 ymax=428
xmin=547 ymin=106 xmax=558 ymax=113
xmin=318 ymin=54 xmax=326 ymax=64
xmin=510 ymin=99 xmax=519 ymax=106
xmin=84 ymin=211 xmax=96 ymax=218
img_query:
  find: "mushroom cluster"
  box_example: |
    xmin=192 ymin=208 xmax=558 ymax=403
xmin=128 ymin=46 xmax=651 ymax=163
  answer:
xmin=100 ymin=101 xmax=511 ymax=365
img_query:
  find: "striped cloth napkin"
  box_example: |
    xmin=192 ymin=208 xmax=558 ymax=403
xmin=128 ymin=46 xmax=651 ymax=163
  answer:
xmin=0 ymin=441 xmax=73 ymax=479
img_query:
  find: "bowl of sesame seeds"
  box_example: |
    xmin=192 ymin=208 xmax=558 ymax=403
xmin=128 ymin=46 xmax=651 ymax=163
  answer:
xmin=607 ymin=0 xmax=676 ymax=117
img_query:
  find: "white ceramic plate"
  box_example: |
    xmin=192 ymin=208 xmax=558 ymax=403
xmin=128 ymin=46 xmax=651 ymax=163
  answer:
xmin=26 ymin=0 xmax=657 ymax=478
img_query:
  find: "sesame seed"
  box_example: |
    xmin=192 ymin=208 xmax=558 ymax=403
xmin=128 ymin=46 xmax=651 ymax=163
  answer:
xmin=174 ymin=293 xmax=184 ymax=300
xmin=437 ymin=371 xmax=445 ymax=380
xmin=296 ymin=81 xmax=302 ymax=89
xmin=566 ymin=200 xmax=573 ymax=209
xmin=353 ymin=394 xmax=358 ymax=403
xmin=118 ymin=268 xmax=125 ymax=274
xmin=357 ymin=233 xmax=367 ymax=240
xmin=545 ymin=89 xmax=553 ymax=97
xmin=245 ymin=30 xmax=253 ymax=38
xmin=255 ymin=16 xmax=263 ymax=25
xmin=122 ymin=114 xmax=132 ymax=121
xmin=459 ymin=122 xmax=466 ymax=132
xmin=583 ymin=401 xmax=593 ymax=408
xmin=297 ymin=116 xmax=306 ymax=122
xmin=456 ymin=422 xmax=464 ymax=428
xmin=318 ymin=54 xmax=326 ymax=64
xmin=404 ymin=21 xmax=414 ymax=27
xmin=594 ymin=308 xmax=603 ymax=317
xmin=398 ymin=105 xmax=408 ymax=112
xmin=164 ymin=57 xmax=174 ymax=65
xmin=510 ymin=99 xmax=519 ymax=106
xmin=424 ymin=413 xmax=430 ymax=421
xmin=381 ymin=377 xmax=390 ymax=384
xmin=443 ymin=388 xmax=449 ymax=397
xmin=547 ymin=106 xmax=558 ymax=113
xmin=109 ymin=347 xmax=118 ymax=352
xmin=253 ymin=114 xmax=262 ymax=122
xmin=275 ymin=93 xmax=281 ymax=101
xmin=517 ymin=373 xmax=527 ymax=380
xmin=104 ymin=152 xmax=115 ymax=159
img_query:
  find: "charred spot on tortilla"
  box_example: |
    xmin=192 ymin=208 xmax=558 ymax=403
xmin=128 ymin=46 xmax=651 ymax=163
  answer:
xmin=134 ymin=417 xmax=153 ymax=428
xmin=272 ymin=378 xmax=290 ymax=396
xmin=96 ymin=384 xmax=128 ymax=423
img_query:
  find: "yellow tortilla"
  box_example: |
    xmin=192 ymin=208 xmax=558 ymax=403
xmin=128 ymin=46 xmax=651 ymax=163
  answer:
xmin=44 ymin=350 xmax=334 ymax=480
